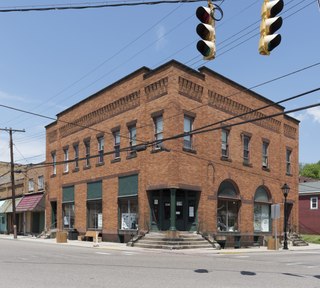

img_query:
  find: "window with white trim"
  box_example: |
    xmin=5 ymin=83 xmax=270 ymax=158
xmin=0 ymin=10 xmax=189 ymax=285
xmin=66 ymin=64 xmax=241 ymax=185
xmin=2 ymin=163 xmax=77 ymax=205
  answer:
xmin=153 ymin=115 xmax=163 ymax=149
xmin=262 ymin=141 xmax=269 ymax=168
xmin=38 ymin=176 xmax=44 ymax=191
xmin=310 ymin=197 xmax=318 ymax=210
xmin=63 ymin=147 xmax=69 ymax=173
xmin=97 ymin=136 xmax=104 ymax=163
xmin=243 ymin=134 xmax=251 ymax=164
xmin=28 ymin=179 xmax=34 ymax=192
xmin=113 ymin=130 xmax=120 ymax=158
xmin=286 ymin=148 xmax=292 ymax=175
xmin=221 ymin=129 xmax=229 ymax=158
xmin=183 ymin=115 xmax=194 ymax=150
xmin=51 ymin=152 xmax=56 ymax=175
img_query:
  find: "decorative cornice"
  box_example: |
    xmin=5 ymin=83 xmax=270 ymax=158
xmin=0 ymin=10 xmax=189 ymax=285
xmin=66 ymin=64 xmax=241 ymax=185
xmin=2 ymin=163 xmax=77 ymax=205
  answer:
xmin=59 ymin=91 xmax=140 ymax=138
xmin=145 ymin=77 xmax=168 ymax=102
xmin=208 ymin=90 xmax=281 ymax=133
xmin=178 ymin=77 xmax=203 ymax=103
xmin=284 ymin=124 xmax=297 ymax=139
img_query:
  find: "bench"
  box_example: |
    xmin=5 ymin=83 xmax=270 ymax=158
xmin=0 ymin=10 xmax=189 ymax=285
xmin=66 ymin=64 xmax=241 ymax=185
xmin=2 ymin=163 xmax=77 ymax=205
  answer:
xmin=81 ymin=231 xmax=101 ymax=242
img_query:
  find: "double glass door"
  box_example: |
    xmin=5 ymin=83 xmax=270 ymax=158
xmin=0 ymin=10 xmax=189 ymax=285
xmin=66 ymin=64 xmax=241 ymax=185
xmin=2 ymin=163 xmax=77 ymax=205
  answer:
xmin=150 ymin=190 xmax=198 ymax=231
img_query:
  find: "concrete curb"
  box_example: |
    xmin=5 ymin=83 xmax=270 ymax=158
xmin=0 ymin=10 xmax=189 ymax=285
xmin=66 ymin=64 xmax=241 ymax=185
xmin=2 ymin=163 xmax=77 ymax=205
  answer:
xmin=1 ymin=234 xmax=320 ymax=254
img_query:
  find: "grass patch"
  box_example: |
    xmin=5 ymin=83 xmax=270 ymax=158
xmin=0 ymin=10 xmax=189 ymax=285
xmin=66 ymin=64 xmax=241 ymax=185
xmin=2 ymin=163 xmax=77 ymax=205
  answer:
xmin=301 ymin=234 xmax=320 ymax=244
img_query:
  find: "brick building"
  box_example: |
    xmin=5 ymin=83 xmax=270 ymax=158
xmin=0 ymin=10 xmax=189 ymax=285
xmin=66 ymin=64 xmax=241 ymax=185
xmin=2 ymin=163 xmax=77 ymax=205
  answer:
xmin=0 ymin=162 xmax=45 ymax=235
xmin=45 ymin=60 xmax=299 ymax=246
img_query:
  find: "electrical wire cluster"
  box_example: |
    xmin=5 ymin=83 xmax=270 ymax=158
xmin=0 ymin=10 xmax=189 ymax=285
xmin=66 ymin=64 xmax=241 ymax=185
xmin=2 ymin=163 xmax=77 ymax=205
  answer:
xmin=0 ymin=0 xmax=318 ymax=165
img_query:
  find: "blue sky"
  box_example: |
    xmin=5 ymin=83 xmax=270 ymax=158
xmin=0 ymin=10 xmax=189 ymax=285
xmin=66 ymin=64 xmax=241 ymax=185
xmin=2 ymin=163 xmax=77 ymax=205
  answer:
xmin=0 ymin=0 xmax=319 ymax=165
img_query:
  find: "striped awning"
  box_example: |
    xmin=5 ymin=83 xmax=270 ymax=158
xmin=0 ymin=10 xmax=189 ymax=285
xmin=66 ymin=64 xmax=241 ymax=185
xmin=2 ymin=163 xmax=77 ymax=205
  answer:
xmin=2 ymin=198 xmax=22 ymax=213
xmin=16 ymin=194 xmax=44 ymax=212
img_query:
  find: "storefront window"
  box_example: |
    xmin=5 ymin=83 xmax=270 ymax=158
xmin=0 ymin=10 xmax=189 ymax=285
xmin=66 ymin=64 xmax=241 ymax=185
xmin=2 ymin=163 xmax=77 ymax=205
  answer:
xmin=119 ymin=197 xmax=138 ymax=230
xmin=217 ymin=180 xmax=240 ymax=232
xmin=254 ymin=186 xmax=271 ymax=232
xmin=62 ymin=203 xmax=74 ymax=229
xmin=87 ymin=200 xmax=102 ymax=229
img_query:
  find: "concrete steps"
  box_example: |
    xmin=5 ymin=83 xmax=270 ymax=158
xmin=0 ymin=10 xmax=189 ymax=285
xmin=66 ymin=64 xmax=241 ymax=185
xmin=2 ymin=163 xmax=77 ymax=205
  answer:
xmin=132 ymin=232 xmax=215 ymax=250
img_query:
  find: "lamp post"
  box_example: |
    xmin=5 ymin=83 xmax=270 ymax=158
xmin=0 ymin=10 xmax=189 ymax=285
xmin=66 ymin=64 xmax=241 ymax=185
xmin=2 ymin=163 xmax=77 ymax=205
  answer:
xmin=281 ymin=183 xmax=290 ymax=250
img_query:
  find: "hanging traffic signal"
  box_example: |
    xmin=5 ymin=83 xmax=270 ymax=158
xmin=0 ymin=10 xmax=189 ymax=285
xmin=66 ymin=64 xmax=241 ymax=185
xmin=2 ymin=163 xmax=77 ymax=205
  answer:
xmin=196 ymin=5 xmax=216 ymax=60
xmin=259 ymin=0 xmax=284 ymax=55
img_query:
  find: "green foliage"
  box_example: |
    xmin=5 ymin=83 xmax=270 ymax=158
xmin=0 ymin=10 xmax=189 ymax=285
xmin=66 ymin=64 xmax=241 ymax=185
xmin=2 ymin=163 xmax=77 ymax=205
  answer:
xmin=301 ymin=235 xmax=320 ymax=244
xmin=300 ymin=162 xmax=320 ymax=179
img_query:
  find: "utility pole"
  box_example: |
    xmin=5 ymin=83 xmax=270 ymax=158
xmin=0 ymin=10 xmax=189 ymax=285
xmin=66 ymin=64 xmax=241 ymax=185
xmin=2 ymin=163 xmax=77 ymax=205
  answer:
xmin=1 ymin=127 xmax=25 ymax=239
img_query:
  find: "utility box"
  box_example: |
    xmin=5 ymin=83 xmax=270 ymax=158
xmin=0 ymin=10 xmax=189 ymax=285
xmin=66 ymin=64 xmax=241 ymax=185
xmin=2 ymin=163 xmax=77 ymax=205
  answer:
xmin=267 ymin=238 xmax=280 ymax=250
xmin=56 ymin=231 xmax=68 ymax=243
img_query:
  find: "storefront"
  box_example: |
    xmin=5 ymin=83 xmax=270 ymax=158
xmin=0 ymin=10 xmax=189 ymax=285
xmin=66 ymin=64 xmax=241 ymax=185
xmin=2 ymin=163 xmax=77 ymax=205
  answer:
xmin=149 ymin=189 xmax=199 ymax=232
xmin=16 ymin=193 xmax=45 ymax=235
xmin=118 ymin=174 xmax=138 ymax=242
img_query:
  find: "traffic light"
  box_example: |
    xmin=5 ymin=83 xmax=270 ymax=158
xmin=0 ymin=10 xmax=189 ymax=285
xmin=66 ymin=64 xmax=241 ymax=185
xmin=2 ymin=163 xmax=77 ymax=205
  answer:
xmin=196 ymin=5 xmax=216 ymax=60
xmin=259 ymin=0 xmax=284 ymax=55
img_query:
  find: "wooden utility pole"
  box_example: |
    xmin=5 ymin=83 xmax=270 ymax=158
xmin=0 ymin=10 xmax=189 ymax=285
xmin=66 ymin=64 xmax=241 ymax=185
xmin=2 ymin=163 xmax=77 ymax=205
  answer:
xmin=1 ymin=127 xmax=25 ymax=239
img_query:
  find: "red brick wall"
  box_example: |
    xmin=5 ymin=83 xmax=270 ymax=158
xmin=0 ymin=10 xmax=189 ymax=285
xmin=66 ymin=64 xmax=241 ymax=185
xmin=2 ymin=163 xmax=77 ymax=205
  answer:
xmin=45 ymin=61 xmax=299 ymax=240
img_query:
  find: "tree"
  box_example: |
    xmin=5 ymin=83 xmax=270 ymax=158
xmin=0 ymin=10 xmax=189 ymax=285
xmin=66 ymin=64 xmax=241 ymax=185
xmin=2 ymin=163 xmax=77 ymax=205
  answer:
xmin=300 ymin=162 xmax=320 ymax=179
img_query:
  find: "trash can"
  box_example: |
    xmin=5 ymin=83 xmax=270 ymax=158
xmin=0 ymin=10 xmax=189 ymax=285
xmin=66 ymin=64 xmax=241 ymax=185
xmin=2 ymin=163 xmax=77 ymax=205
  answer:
xmin=68 ymin=229 xmax=79 ymax=240
xmin=234 ymin=236 xmax=241 ymax=248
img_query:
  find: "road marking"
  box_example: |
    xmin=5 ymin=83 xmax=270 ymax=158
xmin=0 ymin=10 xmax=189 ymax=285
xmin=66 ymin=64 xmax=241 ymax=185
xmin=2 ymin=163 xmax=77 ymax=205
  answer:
xmin=286 ymin=262 xmax=303 ymax=266
xmin=95 ymin=252 xmax=111 ymax=255
xmin=235 ymin=255 xmax=249 ymax=258
xmin=122 ymin=252 xmax=139 ymax=255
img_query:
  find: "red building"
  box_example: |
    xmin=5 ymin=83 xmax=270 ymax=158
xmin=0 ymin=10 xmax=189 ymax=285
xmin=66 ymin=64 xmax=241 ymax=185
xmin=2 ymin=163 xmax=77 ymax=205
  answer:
xmin=299 ymin=181 xmax=320 ymax=234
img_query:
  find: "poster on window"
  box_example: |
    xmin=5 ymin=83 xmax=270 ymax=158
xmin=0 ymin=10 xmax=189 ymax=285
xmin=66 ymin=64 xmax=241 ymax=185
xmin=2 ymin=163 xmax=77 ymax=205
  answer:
xmin=121 ymin=213 xmax=137 ymax=230
xmin=261 ymin=219 xmax=269 ymax=232
xmin=98 ymin=213 xmax=103 ymax=229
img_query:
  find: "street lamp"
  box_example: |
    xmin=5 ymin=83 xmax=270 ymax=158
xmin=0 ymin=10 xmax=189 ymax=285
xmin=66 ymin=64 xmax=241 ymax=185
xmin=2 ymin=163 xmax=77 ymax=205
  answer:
xmin=281 ymin=183 xmax=290 ymax=250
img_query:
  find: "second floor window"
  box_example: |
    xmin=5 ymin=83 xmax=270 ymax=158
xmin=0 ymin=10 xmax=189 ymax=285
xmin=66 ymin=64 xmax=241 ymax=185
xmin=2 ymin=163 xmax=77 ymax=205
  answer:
xmin=85 ymin=140 xmax=90 ymax=167
xmin=97 ymin=136 xmax=104 ymax=163
xmin=51 ymin=152 xmax=56 ymax=175
xmin=184 ymin=115 xmax=194 ymax=150
xmin=38 ymin=176 xmax=44 ymax=191
xmin=221 ymin=129 xmax=229 ymax=158
xmin=154 ymin=115 xmax=163 ymax=149
xmin=129 ymin=125 xmax=137 ymax=149
xmin=63 ymin=148 xmax=69 ymax=173
xmin=73 ymin=144 xmax=79 ymax=169
xmin=114 ymin=130 xmax=120 ymax=158
xmin=262 ymin=141 xmax=269 ymax=168
xmin=243 ymin=135 xmax=250 ymax=164
xmin=28 ymin=179 xmax=34 ymax=192
xmin=286 ymin=148 xmax=292 ymax=175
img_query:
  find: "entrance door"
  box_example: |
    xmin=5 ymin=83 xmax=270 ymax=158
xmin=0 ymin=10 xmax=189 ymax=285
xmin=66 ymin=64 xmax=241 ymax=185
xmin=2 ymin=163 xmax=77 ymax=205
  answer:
xmin=51 ymin=201 xmax=57 ymax=229
xmin=149 ymin=190 xmax=199 ymax=231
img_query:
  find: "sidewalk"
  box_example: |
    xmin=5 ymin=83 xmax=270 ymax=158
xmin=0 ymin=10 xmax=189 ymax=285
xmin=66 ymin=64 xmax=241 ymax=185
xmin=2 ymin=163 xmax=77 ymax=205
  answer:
xmin=1 ymin=233 xmax=320 ymax=254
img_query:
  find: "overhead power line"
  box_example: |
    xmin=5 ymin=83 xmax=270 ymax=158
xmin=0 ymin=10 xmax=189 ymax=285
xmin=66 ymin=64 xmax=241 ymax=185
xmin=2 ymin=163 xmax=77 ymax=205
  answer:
xmin=0 ymin=0 xmax=207 ymax=13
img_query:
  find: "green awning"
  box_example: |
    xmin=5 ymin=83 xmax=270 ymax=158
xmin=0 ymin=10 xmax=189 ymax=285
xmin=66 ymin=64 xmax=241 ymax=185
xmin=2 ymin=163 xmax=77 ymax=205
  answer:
xmin=118 ymin=174 xmax=138 ymax=197
xmin=62 ymin=186 xmax=74 ymax=203
xmin=87 ymin=181 xmax=102 ymax=200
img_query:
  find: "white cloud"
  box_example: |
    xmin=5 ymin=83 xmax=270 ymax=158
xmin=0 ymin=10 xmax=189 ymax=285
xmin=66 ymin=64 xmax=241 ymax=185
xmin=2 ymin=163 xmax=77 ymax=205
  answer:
xmin=0 ymin=90 xmax=38 ymax=105
xmin=155 ymin=25 xmax=168 ymax=51
xmin=307 ymin=107 xmax=320 ymax=124
xmin=292 ymin=112 xmax=307 ymax=122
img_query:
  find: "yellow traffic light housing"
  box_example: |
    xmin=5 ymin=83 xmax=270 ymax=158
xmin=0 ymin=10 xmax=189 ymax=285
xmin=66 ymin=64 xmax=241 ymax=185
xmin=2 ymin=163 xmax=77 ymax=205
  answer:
xmin=196 ymin=5 xmax=216 ymax=60
xmin=259 ymin=0 xmax=284 ymax=55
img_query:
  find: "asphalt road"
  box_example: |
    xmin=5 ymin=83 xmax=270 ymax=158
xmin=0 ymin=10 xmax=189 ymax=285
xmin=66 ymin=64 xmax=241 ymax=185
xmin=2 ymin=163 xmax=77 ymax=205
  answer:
xmin=1 ymin=238 xmax=320 ymax=288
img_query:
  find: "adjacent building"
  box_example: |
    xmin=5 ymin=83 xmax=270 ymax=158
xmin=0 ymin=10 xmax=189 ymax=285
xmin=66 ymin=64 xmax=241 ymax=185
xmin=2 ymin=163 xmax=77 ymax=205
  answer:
xmin=45 ymin=60 xmax=299 ymax=247
xmin=0 ymin=162 xmax=45 ymax=235
xmin=299 ymin=181 xmax=320 ymax=234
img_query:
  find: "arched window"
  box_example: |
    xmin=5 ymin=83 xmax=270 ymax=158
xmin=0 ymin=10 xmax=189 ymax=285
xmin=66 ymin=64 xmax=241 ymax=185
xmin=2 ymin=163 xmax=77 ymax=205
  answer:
xmin=254 ymin=186 xmax=271 ymax=232
xmin=217 ymin=181 xmax=240 ymax=232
